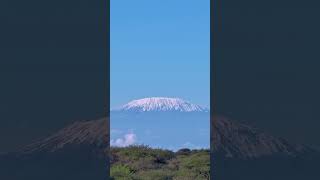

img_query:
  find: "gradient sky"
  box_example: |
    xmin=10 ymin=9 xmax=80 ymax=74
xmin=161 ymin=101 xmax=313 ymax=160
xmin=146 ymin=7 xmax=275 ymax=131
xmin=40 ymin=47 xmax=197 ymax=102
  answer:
xmin=111 ymin=0 xmax=210 ymax=108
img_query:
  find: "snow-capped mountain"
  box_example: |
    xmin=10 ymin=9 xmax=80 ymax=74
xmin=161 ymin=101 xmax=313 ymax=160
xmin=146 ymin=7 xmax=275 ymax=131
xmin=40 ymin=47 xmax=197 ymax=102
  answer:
xmin=1 ymin=98 xmax=319 ymax=180
xmin=112 ymin=97 xmax=209 ymax=112
xmin=17 ymin=97 xmax=312 ymax=157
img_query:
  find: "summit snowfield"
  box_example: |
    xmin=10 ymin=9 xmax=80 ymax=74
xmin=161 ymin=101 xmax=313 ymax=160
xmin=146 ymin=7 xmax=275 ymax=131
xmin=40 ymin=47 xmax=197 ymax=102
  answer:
xmin=112 ymin=97 xmax=209 ymax=112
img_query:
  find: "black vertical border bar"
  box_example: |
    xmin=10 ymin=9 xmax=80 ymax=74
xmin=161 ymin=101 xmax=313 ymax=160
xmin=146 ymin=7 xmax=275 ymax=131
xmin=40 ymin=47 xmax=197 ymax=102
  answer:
xmin=105 ymin=0 xmax=111 ymax=178
xmin=210 ymin=0 xmax=221 ymax=179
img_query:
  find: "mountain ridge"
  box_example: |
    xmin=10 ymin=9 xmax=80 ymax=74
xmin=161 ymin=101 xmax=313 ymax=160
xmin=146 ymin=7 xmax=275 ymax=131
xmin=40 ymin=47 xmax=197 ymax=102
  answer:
xmin=112 ymin=97 xmax=209 ymax=113
xmin=20 ymin=118 xmax=108 ymax=154
xmin=16 ymin=115 xmax=315 ymax=159
xmin=212 ymin=116 xmax=312 ymax=158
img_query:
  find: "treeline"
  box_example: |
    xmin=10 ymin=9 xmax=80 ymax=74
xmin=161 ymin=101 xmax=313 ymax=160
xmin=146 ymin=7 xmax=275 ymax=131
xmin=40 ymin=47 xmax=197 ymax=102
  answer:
xmin=110 ymin=145 xmax=210 ymax=180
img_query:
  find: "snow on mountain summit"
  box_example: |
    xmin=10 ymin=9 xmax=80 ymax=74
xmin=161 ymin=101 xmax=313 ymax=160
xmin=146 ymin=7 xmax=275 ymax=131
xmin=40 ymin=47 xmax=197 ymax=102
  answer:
xmin=113 ymin=97 xmax=208 ymax=112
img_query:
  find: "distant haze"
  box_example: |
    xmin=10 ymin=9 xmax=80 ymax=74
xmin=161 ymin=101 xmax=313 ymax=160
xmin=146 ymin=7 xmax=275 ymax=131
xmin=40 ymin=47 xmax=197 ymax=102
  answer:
xmin=110 ymin=97 xmax=210 ymax=150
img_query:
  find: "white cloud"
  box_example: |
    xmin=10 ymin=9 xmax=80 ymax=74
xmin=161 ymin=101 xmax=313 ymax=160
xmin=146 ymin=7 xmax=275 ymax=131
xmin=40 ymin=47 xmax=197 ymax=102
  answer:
xmin=111 ymin=133 xmax=137 ymax=147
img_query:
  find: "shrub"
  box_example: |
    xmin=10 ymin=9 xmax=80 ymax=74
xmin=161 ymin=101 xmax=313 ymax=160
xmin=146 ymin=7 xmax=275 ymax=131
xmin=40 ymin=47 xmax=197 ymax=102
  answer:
xmin=110 ymin=164 xmax=134 ymax=180
xmin=135 ymin=169 xmax=174 ymax=180
xmin=110 ymin=146 xmax=210 ymax=180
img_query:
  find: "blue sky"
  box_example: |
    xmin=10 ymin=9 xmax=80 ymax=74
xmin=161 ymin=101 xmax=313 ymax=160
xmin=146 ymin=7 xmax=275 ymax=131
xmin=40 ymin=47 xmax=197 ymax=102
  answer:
xmin=111 ymin=0 xmax=210 ymax=108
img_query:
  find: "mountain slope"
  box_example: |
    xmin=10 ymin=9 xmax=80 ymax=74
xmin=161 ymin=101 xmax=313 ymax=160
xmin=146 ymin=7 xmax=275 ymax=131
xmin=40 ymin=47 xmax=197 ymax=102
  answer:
xmin=0 ymin=117 xmax=109 ymax=180
xmin=212 ymin=116 xmax=311 ymax=158
xmin=19 ymin=116 xmax=312 ymax=159
xmin=21 ymin=118 xmax=109 ymax=154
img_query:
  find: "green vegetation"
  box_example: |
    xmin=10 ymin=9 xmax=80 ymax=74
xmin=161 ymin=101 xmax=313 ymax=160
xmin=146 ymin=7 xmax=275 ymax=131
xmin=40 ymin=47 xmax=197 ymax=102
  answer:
xmin=110 ymin=145 xmax=210 ymax=180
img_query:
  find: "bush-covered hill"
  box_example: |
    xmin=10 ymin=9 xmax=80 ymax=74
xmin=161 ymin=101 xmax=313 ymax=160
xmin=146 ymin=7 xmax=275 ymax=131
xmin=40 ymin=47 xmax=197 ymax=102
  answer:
xmin=110 ymin=145 xmax=210 ymax=180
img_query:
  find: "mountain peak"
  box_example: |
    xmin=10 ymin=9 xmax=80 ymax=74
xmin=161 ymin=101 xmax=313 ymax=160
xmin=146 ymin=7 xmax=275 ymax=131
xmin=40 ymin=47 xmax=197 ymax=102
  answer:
xmin=112 ymin=97 xmax=208 ymax=112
